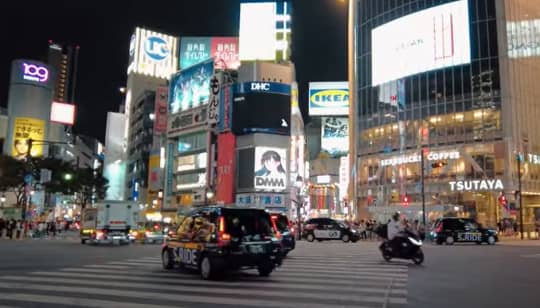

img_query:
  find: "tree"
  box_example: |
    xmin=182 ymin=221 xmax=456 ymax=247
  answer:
xmin=72 ymin=168 xmax=109 ymax=209
xmin=0 ymin=155 xmax=38 ymax=207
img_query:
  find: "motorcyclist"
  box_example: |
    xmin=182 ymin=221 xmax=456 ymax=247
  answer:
xmin=386 ymin=212 xmax=406 ymax=252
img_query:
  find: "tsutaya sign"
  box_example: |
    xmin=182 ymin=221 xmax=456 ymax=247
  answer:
xmin=449 ymin=179 xmax=504 ymax=192
xmin=380 ymin=150 xmax=460 ymax=167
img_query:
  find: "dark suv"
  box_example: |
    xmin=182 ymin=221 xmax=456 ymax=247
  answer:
xmin=302 ymin=218 xmax=359 ymax=243
xmin=432 ymin=217 xmax=498 ymax=245
xmin=162 ymin=206 xmax=282 ymax=279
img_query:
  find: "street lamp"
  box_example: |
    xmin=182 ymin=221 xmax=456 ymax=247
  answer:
xmin=0 ymin=195 xmax=6 ymax=207
xmin=206 ymin=190 xmax=215 ymax=205
xmin=64 ymin=173 xmax=73 ymax=181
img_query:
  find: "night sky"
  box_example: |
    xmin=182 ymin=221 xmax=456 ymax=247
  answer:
xmin=0 ymin=0 xmax=347 ymax=142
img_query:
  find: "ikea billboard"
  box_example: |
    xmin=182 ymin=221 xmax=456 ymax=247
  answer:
xmin=308 ymin=82 xmax=349 ymax=116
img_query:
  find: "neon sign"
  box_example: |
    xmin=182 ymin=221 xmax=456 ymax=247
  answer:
xmin=22 ymin=63 xmax=49 ymax=82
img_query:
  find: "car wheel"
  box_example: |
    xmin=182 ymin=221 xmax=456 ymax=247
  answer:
xmin=412 ymin=249 xmax=424 ymax=265
xmin=306 ymin=234 xmax=315 ymax=242
xmin=382 ymin=250 xmax=392 ymax=262
xmin=436 ymin=239 xmax=443 ymax=245
xmin=161 ymin=248 xmax=175 ymax=270
xmin=351 ymin=238 xmax=358 ymax=243
xmin=341 ymin=234 xmax=350 ymax=243
xmin=257 ymin=259 xmax=274 ymax=277
xmin=200 ymin=255 xmax=216 ymax=280
xmin=445 ymin=236 xmax=455 ymax=245
xmin=487 ymin=236 xmax=496 ymax=245
xmin=81 ymin=239 xmax=86 ymax=244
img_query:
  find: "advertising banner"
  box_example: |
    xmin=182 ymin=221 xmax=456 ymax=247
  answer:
xmin=11 ymin=117 xmax=45 ymax=159
xmin=154 ymin=87 xmax=168 ymax=133
xmin=127 ymin=27 xmax=178 ymax=79
xmin=147 ymin=153 xmax=161 ymax=192
xmin=254 ymin=147 xmax=287 ymax=191
xmin=50 ymin=102 xmax=76 ymax=125
xmin=218 ymin=84 xmax=233 ymax=132
xmin=169 ymin=59 xmax=214 ymax=114
xmin=211 ymin=37 xmax=240 ymax=70
xmin=208 ymin=72 xmax=222 ymax=126
xmin=165 ymin=142 xmax=175 ymax=197
xmin=216 ymin=133 xmax=236 ymax=204
xmin=321 ymin=117 xmax=349 ymax=156
xmin=372 ymin=0 xmax=470 ymax=85
xmin=179 ymin=37 xmax=212 ymax=69
xmin=308 ymin=82 xmax=349 ymax=116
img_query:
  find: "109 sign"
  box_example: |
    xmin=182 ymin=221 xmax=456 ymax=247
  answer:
xmin=22 ymin=63 xmax=49 ymax=82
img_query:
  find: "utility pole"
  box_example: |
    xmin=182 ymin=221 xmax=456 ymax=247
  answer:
xmin=517 ymin=153 xmax=524 ymax=240
xmin=421 ymin=146 xmax=426 ymax=236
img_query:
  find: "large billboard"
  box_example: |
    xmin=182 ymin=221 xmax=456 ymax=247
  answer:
xmin=50 ymin=102 xmax=76 ymax=125
xmin=254 ymin=147 xmax=287 ymax=191
xmin=127 ymin=27 xmax=179 ymax=79
xmin=308 ymin=82 xmax=349 ymax=116
xmin=239 ymin=1 xmax=291 ymax=61
xmin=11 ymin=117 xmax=45 ymax=159
xmin=179 ymin=37 xmax=240 ymax=70
xmin=371 ymin=0 xmax=471 ymax=85
xmin=216 ymin=133 xmax=236 ymax=204
xmin=321 ymin=117 xmax=349 ymax=156
xmin=154 ymin=87 xmax=168 ymax=133
xmin=103 ymin=112 xmax=126 ymax=201
xmin=169 ymin=60 xmax=214 ymax=114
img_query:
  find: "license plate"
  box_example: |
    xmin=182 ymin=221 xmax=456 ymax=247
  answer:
xmin=249 ymin=245 xmax=264 ymax=254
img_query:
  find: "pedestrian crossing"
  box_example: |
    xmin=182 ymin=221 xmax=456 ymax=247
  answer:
xmin=0 ymin=243 xmax=409 ymax=308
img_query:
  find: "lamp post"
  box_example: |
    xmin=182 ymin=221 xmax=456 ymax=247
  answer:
xmin=294 ymin=176 xmax=304 ymax=240
xmin=0 ymin=195 xmax=5 ymax=208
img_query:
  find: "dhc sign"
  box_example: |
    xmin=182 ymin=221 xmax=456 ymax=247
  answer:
xmin=250 ymin=82 xmax=271 ymax=91
xmin=145 ymin=36 xmax=170 ymax=61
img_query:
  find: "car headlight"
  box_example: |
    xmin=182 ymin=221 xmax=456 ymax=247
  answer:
xmin=351 ymin=229 xmax=357 ymax=233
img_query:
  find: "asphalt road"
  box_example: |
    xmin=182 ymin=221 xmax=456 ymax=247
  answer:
xmin=0 ymin=237 xmax=539 ymax=307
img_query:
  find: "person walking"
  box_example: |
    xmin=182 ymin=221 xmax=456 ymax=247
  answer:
xmin=15 ymin=219 xmax=23 ymax=239
xmin=8 ymin=219 xmax=16 ymax=239
xmin=0 ymin=218 xmax=5 ymax=239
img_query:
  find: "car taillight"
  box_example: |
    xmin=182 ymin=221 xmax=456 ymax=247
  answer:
xmin=435 ymin=224 xmax=443 ymax=233
xmin=290 ymin=227 xmax=295 ymax=233
xmin=219 ymin=216 xmax=225 ymax=232
xmin=96 ymin=230 xmax=105 ymax=238
xmin=217 ymin=216 xmax=230 ymax=247
xmin=167 ymin=231 xmax=175 ymax=237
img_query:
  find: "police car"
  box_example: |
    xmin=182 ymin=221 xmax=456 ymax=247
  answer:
xmin=161 ymin=206 xmax=282 ymax=280
xmin=302 ymin=218 xmax=359 ymax=243
xmin=432 ymin=217 xmax=498 ymax=245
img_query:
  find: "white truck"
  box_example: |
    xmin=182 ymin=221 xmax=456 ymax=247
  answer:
xmin=80 ymin=201 xmax=140 ymax=245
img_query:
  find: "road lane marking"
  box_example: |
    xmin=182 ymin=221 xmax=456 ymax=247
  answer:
xmin=0 ymin=281 xmax=385 ymax=308
xmin=0 ymin=292 xmax=183 ymax=308
xmin=83 ymin=264 xmax=130 ymax=269
xmin=521 ymin=254 xmax=540 ymax=258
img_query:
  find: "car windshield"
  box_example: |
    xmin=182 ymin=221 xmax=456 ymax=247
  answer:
xmin=223 ymin=208 xmax=273 ymax=239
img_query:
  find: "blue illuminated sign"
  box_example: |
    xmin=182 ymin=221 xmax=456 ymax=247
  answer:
xmin=145 ymin=36 xmax=170 ymax=61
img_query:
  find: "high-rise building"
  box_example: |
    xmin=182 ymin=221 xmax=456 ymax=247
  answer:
xmin=354 ymin=0 xmax=540 ymax=230
xmin=47 ymin=41 xmax=79 ymax=103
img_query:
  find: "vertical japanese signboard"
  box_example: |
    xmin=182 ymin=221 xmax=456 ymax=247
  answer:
xmin=154 ymin=87 xmax=168 ymax=133
xmin=216 ymin=133 xmax=236 ymax=204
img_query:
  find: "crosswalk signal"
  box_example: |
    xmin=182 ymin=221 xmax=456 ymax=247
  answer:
xmin=402 ymin=195 xmax=410 ymax=207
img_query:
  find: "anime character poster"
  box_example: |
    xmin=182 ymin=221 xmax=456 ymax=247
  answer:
xmin=254 ymin=147 xmax=287 ymax=191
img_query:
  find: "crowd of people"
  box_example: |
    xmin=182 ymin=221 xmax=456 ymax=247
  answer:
xmin=344 ymin=218 xmax=426 ymax=240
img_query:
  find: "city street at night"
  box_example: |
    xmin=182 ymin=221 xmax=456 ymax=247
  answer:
xmin=0 ymin=238 xmax=539 ymax=308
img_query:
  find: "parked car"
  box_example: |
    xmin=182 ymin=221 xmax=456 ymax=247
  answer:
xmin=302 ymin=218 xmax=360 ymax=243
xmin=431 ymin=217 xmax=498 ymax=245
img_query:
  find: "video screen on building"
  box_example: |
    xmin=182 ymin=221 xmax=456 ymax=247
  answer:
xmin=169 ymin=60 xmax=214 ymax=114
xmin=232 ymin=92 xmax=291 ymax=136
xmin=371 ymin=0 xmax=471 ymax=86
xmin=321 ymin=117 xmax=349 ymax=156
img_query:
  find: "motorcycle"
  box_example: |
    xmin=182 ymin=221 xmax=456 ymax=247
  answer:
xmin=379 ymin=229 xmax=424 ymax=265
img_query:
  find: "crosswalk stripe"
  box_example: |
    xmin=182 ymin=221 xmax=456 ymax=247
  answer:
xmin=281 ymin=264 xmax=408 ymax=272
xmin=107 ymin=261 xmax=160 ymax=266
xmin=278 ymin=266 xmax=408 ymax=277
xmin=0 ymin=292 xmax=183 ymax=308
xmin=126 ymin=259 xmax=162 ymax=263
xmin=34 ymin=270 xmax=407 ymax=289
xmin=83 ymin=264 xmax=130 ymax=269
xmin=1 ymin=275 xmax=406 ymax=305
xmin=0 ymin=281 xmax=389 ymax=308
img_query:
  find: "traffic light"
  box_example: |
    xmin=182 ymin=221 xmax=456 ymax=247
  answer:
xmin=431 ymin=161 xmax=446 ymax=168
xmin=402 ymin=195 xmax=410 ymax=207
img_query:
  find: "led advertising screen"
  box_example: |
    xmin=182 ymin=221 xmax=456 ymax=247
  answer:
xmin=321 ymin=117 xmax=349 ymax=156
xmin=127 ymin=27 xmax=178 ymax=79
xmin=254 ymin=147 xmax=287 ymax=191
xmin=239 ymin=1 xmax=291 ymax=61
xmin=50 ymin=102 xmax=76 ymax=125
xmin=308 ymin=82 xmax=349 ymax=116
xmin=232 ymin=91 xmax=291 ymax=136
xmin=169 ymin=60 xmax=214 ymax=114
xmin=11 ymin=117 xmax=45 ymax=159
xmin=371 ymin=0 xmax=471 ymax=86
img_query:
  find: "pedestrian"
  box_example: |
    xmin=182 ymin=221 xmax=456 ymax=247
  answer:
xmin=358 ymin=220 xmax=366 ymax=240
xmin=0 ymin=218 xmax=5 ymax=238
xmin=15 ymin=219 xmax=22 ymax=239
xmin=46 ymin=210 xmax=55 ymax=237
xmin=8 ymin=219 xmax=16 ymax=239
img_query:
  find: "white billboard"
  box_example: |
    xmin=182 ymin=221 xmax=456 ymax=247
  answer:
xmin=321 ymin=117 xmax=349 ymax=156
xmin=308 ymin=82 xmax=349 ymax=116
xmin=372 ymin=0 xmax=471 ymax=86
xmin=127 ymin=27 xmax=178 ymax=79
xmin=239 ymin=1 xmax=291 ymax=61
xmin=254 ymin=147 xmax=287 ymax=191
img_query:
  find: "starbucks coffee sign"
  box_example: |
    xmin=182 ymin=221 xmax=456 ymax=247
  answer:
xmin=449 ymin=179 xmax=504 ymax=192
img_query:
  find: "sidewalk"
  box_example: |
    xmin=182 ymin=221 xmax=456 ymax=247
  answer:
xmin=498 ymin=238 xmax=540 ymax=247
xmin=0 ymin=230 xmax=80 ymax=241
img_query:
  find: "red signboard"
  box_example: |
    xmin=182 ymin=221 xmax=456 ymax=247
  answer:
xmin=154 ymin=87 xmax=168 ymax=133
xmin=216 ymin=132 xmax=236 ymax=204
xmin=211 ymin=37 xmax=240 ymax=70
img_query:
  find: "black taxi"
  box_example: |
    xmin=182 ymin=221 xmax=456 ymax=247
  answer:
xmin=161 ymin=206 xmax=282 ymax=279
xmin=432 ymin=217 xmax=498 ymax=245
xmin=302 ymin=218 xmax=360 ymax=243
